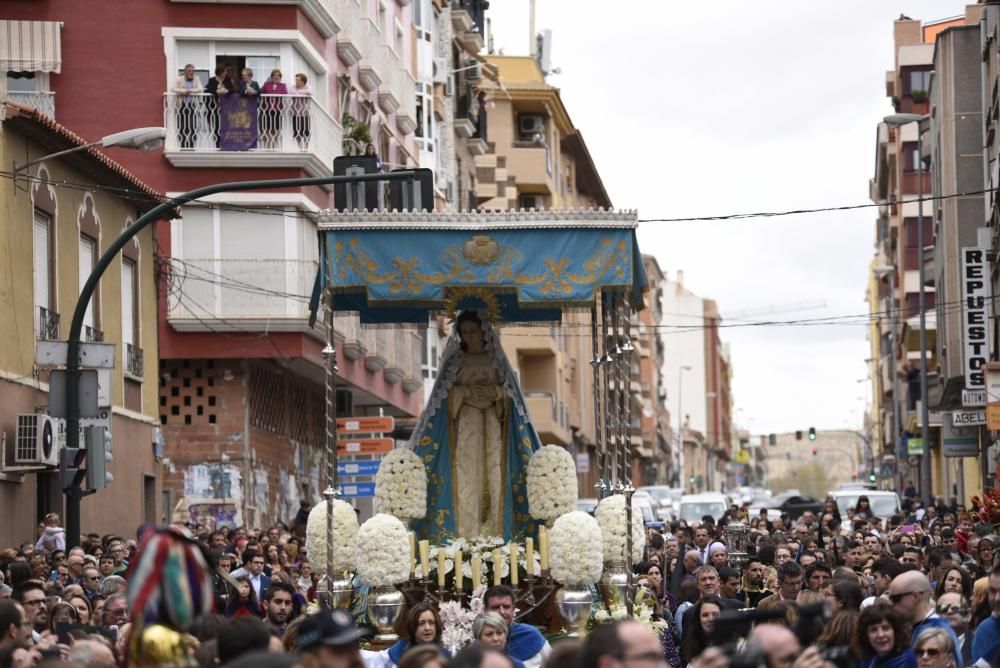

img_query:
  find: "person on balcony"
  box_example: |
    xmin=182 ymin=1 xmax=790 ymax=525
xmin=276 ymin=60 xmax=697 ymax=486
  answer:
xmin=172 ymin=64 xmax=204 ymax=149
xmin=204 ymin=64 xmax=236 ymax=148
xmin=290 ymin=73 xmax=312 ymax=150
xmin=260 ymin=69 xmax=287 ymax=150
xmin=237 ymin=68 xmax=262 ymax=150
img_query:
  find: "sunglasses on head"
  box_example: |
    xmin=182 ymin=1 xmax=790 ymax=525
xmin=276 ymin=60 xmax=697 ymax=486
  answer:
xmin=936 ymin=604 xmax=969 ymax=615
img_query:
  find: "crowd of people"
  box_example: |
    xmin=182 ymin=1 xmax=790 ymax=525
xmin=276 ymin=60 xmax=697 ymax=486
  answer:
xmin=3 ymin=493 xmax=1000 ymax=668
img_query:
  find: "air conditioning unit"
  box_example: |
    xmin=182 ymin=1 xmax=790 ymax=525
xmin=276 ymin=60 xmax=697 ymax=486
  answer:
xmin=519 ymin=114 xmax=544 ymax=136
xmin=14 ymin=414 xmax=62 ymax=467
xmin=444 ymin=78 xmax=454 ymax=97
xmin=432 ymin=57 xmax=449 ymax=84
xmin=519 ymin=194 xmax=541 ymax=210
xmin=466 ymin=61 xmax=482 ymax=81
xmin=445 ymin=180 xmax=455 ymax=203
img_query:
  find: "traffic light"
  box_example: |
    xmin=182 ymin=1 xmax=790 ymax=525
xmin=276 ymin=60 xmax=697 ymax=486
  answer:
xmin=808 ymin=427 xmax=817 ymax=441
xmin=795 ymin=430 xmax=803 ymax=441
xmin=868 ymin=473 xmax=877 ymax=483
xmin=811 ymin=447 xmax=817 ymax=456
xmin=84 ymin=426 xmax=113 ymax=491
xmin=768 ymin=433 xmax=776 ymax=446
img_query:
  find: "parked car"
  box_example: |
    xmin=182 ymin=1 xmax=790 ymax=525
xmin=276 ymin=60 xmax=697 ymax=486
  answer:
xmin=753 ymin=492 xmax=824 ymax=520
xmin=828 ymin=490 xmax=901 ymax=523
xmin=678 ymin=493 xmax=730 ymax=523
xmin=637 ymin=485 xmax=683 ymax=521
xmin=633 ymin=492 xmax=666 ymax=531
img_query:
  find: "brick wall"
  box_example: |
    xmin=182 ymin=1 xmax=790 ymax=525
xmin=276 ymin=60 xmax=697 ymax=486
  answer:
xmin=159 ymin=358 xmax=327 ymax=529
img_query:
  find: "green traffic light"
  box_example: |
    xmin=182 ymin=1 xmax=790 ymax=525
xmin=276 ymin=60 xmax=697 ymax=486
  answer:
xmin=808 ymin=427 xmax=817 ymax=441
xmin=868 ymin=474 xmax=877 ymax=482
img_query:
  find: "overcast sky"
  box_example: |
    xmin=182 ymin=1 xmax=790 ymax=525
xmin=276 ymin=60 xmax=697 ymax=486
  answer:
xmin=487 ymin=0 xmax=971 ymax=436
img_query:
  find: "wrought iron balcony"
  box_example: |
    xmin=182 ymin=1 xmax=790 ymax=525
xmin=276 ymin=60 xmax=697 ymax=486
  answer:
xmin=126 ymin=343 xmax=144 ymax=379
xmin=37 ymin=306 xmax=60 ymax=341
xmin=84 ymin=325 xmax=104 ymax=342
xmin=8 ymin=91 xmax=55 ymax=118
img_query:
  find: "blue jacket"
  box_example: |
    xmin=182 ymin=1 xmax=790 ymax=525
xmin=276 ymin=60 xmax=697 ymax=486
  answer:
xmin=860 ymin=649 xmax=917 ymax=668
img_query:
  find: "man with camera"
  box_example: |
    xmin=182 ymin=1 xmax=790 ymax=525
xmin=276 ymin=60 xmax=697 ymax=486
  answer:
xmin=889 ymin=570 xmax=963 ymax=667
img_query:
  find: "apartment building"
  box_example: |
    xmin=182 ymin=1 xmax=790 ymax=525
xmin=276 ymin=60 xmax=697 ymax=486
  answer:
xmin=639 ymin=255 xmax=673 ymax=487
xmin=473 ymin=55 xmax=611 ymax=211
xmin=1 ymin=3 xmax=424 ymax=528
xmin=0 ymin=103 xmax=164 ymax=544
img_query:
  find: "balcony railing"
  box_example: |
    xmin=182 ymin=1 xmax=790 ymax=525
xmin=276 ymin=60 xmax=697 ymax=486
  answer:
xmin=7 ymin=91 xmax=55 ymax=118
xmin=126 ymin=343 xmax=144 ymax=379
xmin=37 ymin=306 xmax=60 ymax=341
xmin=334 ymin=313 xmax=421 ymax=387
xmin=163 ymin=93 xmax=340 ymax=175
xmin=84 ymin=325 xmax=104 ymax=343
xmin=166 ymin=258 xmax=317 ymax=330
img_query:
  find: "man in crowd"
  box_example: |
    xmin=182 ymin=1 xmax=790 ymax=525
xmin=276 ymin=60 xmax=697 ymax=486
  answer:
xmin=13 ymin=582 xmax=47 ymax=639
xmin=863 ymin=557 xmax=903 ymax=607
xmin=736 ymin=558 xmax=773 ymax=608
xmin=296 ymin=608 xmax=363 ymax=668
xmin=263 ymin=582 xmax=296 ymax=635
xmin=758 ymin=561 xmax=802 ymax=608
xmin=0 ymin=600 xmax=32 ymax=649
xmin=803 ymin=563 xmax=831 ymax=593
xmin=889 ymin=570 xmax=963 ymax=667
xmin=82 ymin=565 xmax=103 ymax=600
xmin=937 ymin=591 xmax=975 ymax=666
xmin=693 ymin=527 xmax=712 ymax=564
xmin=581 ymin=619 xmax=666 ymax=668
xmin=718 ymin=567 xmax=742 ymax=602
xmin=973 ymin=565 xmax=1000 ymax=665
xmin=101 ymin=593 xmax=129 ymax=631
xmin=231 ymin=549 xmax=270 ymax=600
xmin=484 ymin=585 xmax=550 ymax=668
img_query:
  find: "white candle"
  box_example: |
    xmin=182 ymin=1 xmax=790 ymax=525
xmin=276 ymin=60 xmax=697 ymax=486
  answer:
xmin=472 ymin=555 xmax=482 ymax=587
xmin=539 ymin=526 xmax=549 ymax=571
xmin=455 ymin=550 xmax=463 ymax=590
xmin=493 ymin=549 xmax=503 ymax=586
xmin=438 ymin=548 xmax=446 ymax=589
xmin=509 ymin=543 xmax=519 ymax=585
xmin=525 ymin=538 xmax=534 ymax=576
xmin=419 ymin=540 xmax=430 ymax=579
xmin=409 ymin=532 xmax=416 ymax=576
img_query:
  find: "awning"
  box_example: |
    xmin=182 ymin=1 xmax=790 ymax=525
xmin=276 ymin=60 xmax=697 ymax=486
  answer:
xmin=0 ymin=20 xmax=62 ymax=73
xmin=310 ymin=210 xmax=648 ymax=325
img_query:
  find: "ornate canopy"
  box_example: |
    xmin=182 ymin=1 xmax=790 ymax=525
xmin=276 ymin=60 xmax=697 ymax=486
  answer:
xmin=310 ymin=209 xmax=648 ymax=324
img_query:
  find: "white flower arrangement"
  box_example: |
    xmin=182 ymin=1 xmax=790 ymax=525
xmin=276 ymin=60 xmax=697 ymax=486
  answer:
xmin=431 ymin=536 xmax=541 ymax=584
xmin=438 ymin=586 xmax=486 ymax=653
xmin=592 ymin=594 xmax=668 ymax=637
xmin=374 ymin=448 xmax=427 ymax=520
xmin=527 ymin=445 xmax=578 ymax=522
xmin=595 ymin=494 xmax=645 ymax=566
xmin=305 ymin=499 xmax=359 ymax=575
xmin=354 ymin=513 xmax=411 ymax=587
xmin=549 ymin=511 xmax=603 ymax=586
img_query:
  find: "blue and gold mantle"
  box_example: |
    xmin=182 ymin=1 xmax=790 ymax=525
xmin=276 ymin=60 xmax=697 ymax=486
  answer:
xmin=310 ymin=210 xmax=647 ymax=324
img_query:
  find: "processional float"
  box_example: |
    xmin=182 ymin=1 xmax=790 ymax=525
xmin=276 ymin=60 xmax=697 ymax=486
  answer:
xmin=306 ymin=209 xmax=651 ymax=644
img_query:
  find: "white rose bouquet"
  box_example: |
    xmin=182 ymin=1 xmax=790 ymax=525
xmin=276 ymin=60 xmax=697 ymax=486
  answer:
xmin=305 ymin=499 xmax=359 ymax=574
xmin=595 ymin=494 xmax=645 ymax=565
xmin=527 ymin=445 xmax=578 ymax=522
xmin=354 ymin=513 xmax=411 ymax=587
xmin=374 ymin=448 xmax=427 ymax=520
xmin=549 ymin=511 xmax=603 ymax=586
xmin=592 ymin=594 xmax=668 ymax=636
xmin=438 ymin=586 xmax=486 ymax=653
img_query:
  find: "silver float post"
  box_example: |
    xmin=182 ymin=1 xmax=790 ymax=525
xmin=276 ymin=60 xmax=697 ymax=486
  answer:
xmin=320 ymin=290 xmax=341 ymax=608
xmin=621 ymin=294 xmax=636 ymax=618
xmin=611 ymin=294 xmax=625 ymax=488
xmin=601 ymin=294 xmax=614 ymax=495
xmin=590 ymin=302 xmax=607 ymax=498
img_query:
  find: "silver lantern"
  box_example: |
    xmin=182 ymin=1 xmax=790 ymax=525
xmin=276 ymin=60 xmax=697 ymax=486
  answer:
xmin=722 ymin=518 xmax=751 ymax=571
xmin=367 ymin=586 xmax=405 ymax=643
xmin=555 ymin=586 xmax=593 ymax=637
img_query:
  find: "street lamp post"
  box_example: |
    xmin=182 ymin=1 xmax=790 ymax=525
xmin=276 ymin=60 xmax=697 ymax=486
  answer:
xmin=12 ymin=127 xmax=166 ymax=177
xmin=677 ymin=365 xmax=692 ymax=490
xmin=873 ymin=264 xmax=901 ymax=491
xmin=53 ymin=168 xmax=418 ymax=548
xmin=883 ymin=113 xmax=932 ymax=504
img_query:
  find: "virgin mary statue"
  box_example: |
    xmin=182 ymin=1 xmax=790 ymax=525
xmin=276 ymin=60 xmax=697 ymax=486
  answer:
xmin=409 ymin=311 xmax=541 ymax=543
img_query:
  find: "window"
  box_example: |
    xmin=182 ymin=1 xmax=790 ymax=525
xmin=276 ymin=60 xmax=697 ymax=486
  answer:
xmin=904 ymin=217 xmax=932 ymax=248
xmin=338 ymin=77 xmax=350 ymax=116
xmin=6 ymin=71 xmax=41 ymax=92
xmin=903 ymin=142 xmax=923 ymax=172
xmin=33 ymin=209 xmax=54 ymax=335
xmin=79 ymin=234 xmax=98 ymax=333
xmin=122 ymin=258 xmax=138 ymax=346
xmin=908 ymin=69 xmax=931 ymax=94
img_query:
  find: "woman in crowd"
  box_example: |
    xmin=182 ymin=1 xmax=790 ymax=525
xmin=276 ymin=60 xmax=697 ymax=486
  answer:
xmin=291 ymin=73 xmax=312 ymax=149
xmin=825 ymin=579 xmax=865 ymax=613
xmin=260 ymin=68 xmax=287 ymax=149
xmin=913 ymin=627 xmax=957 ymax=668
xmin=265 ymin=544 xmax=284 ymax=576
xmin=855 ymin=496 xmax=874 ymax=519
xmin=65 ymin=592 xmax=92 ymax=625
xmin=46 ymin=601 xmax=79 ymax=635
xmin=224 ymin=575 xmax=260 ymax=617
xmin=855 ymin=604 xmax=916 ymax=668
xmin=934 ymin=566 xmax=973 ymax=601
xmin=679 ymin=595 xmax=722 ymax=667
xmin=472 ymin=612 xmax=524 ymax=668
xmin=363 ymin=602 xmax=447 ymax=668
xmin=708 ymin=543 xmax=728 ymax=569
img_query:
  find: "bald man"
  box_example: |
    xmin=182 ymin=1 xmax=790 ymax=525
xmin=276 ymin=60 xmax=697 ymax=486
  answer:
xmin=889 ymin=571 xmax=963 ymax=667
xmin=747 ymin=624 xmax=801 ymax=668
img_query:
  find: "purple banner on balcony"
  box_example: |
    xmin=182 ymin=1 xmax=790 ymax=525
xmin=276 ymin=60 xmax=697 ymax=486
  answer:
xmin=219 ymin=94 xmax=258 ymax=150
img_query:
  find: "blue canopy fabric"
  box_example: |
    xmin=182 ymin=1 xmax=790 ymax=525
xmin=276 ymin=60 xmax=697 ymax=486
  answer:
xmin=310 ymin=210 xmax=647 ymax=325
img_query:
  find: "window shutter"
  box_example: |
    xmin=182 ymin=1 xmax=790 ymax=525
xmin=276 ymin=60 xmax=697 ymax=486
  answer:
xmin=121 ymin=259 xmax=135 ymax=346
xmin=79 ymin=235 xmax=95 ymax=329
xmin=33 ymin=212 xmax=50 ymax=317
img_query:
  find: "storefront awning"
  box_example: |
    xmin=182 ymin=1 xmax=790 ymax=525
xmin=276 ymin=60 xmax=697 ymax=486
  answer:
xmin=0 ymin=20 xmax=62 ymax=73
xmin=310 ymin=210 xmax=648 ymax=325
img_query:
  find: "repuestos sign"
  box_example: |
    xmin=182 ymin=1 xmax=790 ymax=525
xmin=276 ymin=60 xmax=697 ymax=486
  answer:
xmin=962 ymin=247 xmax=989 ymax=390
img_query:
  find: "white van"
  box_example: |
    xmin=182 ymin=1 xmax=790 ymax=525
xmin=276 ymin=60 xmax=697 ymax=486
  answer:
xmin=828 ymin=490 xmax=901 ymax=523
xmin=678 ymin=493 xmax=730 ymax=523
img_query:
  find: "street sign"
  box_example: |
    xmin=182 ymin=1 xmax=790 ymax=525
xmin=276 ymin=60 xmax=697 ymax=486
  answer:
xmin=735 ymin=450 xmax=751 ymax=464
xmin=48 ymin=370 xmax=100 ymax=419
xmin=953 ymin=409 xmax=987 ymax=426
xmin=575 ymin=453 xmax=589 ymax=473
xmin=35 ymin=341 xmax=116 ymax=369
xmin=963 ymin=389 xmax=987 ymax=407
xmin=338 ymin=460 xmax=381 ymax=477
xmin=339 ymin=482 xmax=376 ymax=497
xmin=907 ymin=438 xmax=924 ymax=456
xmin=337 ymin=416 xmax=395 ymax=434
xmin=337 ymin=438 xmax=394 ymax=455
xmin=987 ymin=364 xmax=1000 ymax=428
